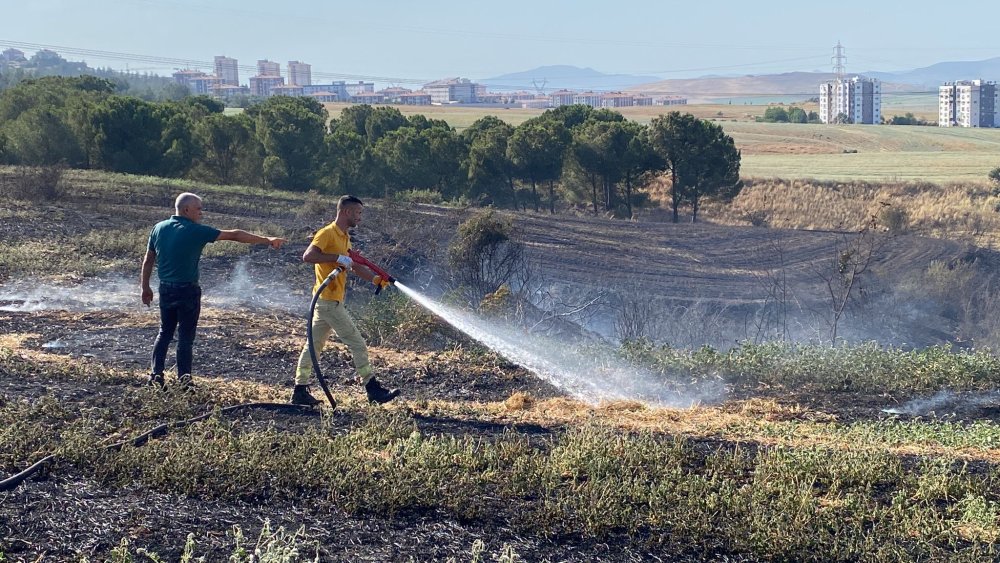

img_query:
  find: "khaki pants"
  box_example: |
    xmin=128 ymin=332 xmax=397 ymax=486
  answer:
xmin=295 ymin=299 xmax=371 ymax=385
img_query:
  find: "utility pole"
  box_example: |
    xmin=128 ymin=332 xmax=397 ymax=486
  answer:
xmin=532 ymin=78 xmax=547 ymax=96
xmin=832 ymin=41 xmax=846 ymax=80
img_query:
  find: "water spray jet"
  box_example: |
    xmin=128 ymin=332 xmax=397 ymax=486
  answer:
xmin=392 ymin=283 xmax=724 ymax=407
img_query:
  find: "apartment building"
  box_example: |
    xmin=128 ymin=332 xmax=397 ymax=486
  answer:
xmin=213 ymin=56 xmax=239 ymax=86
xmin=601 ymin=93 xmax=635 ymax=108
xmin=188 ymin=75 xmax=224 ymax=95
xmin=249 ymin=75 xmax=284 ymax=97
xmin=210 ymin=84 xmax=250 ymax=98
xmin=350 ymin=92 xmax=385 ymax=104
xmin=573 ymin=92 xmax=603 ymax=107
xmin=398 ymin=92 xmax=432 ymax=105
xmin=819 ymin=76 xmax=881 ymax=124
xmin=939 ymin=80 xmax=998 ymax=127
xmin=172 ymin=69 xmax=207 ymax=86
xmin=271 ymin=84 xmax=304 ymax=97
xmin=423 ymin=78 xmax=477 ymax=103
xmin=307 ymin=91 xmax=338 ymax=103
xmin=257 ymin=60 xmax=280 ymax=77
xmin=303 ymin=83 xmax=349 ymax=99
xmin=287 ymin=61 xmax=311 ymax=86
xmin=345 ymin=81 xmax=376 ymax=96
xmin=380 ymin=87 xmax=412 ymax=103
xmin=549 ymin=89 xmax=576 ymax=107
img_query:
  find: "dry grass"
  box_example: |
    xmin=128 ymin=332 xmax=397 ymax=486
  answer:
xmin=700 ymin=178 xmax=1000 ymax=241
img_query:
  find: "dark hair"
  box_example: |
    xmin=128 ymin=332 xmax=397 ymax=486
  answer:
xmin=337 ymin=195 xmax=364 ymax=212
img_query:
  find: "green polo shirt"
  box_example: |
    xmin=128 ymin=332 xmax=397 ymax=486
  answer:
xmin=147 ymin=216 xmax=221 ymax=284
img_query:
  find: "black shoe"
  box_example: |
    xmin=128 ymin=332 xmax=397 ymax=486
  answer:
xmin=177 ymin=373 xmax=195 ymax=391
xmin=290 ymin=385 xmax=322 ymax=406
xmin=365 ymin=378 xmax=400 ymax=405
xmin=148 ymin=373 xmax=165 ymax=389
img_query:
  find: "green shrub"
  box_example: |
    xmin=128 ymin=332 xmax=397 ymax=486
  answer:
xmin=352 ymin=290 xmax=441 ymax=348
xmin=879 ymin=205 xmax=909 ymax=233
xmin=989 ymin=166 xmax=1000 ymax=188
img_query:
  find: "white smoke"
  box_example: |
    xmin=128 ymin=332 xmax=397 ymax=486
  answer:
xmin=0 ymin=258 xmax=307 ymax=314
xmin=882 ymin=390 xmax=1000 ymax=416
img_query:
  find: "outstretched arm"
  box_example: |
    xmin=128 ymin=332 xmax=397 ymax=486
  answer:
xmin=217 ymin=230 xmax=285 ymax=249
xmin=140 ymin=249 xmax=156 ymax=306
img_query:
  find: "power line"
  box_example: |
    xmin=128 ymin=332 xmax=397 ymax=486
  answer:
xmin=117 ymin=0 xmax=824 ymax=53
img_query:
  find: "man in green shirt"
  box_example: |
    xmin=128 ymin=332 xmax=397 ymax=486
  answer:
xmin=140 ymin=192 xmax=285 ymax=389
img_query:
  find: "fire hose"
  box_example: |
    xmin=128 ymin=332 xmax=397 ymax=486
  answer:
xmin=307 ymin=250 xmax=396 ymax=410
xmin=305 ymin=265 xmax=342 ymax=411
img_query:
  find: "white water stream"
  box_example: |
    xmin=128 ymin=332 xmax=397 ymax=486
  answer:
xmin=395 ymin=282 xmax=724 ymax=406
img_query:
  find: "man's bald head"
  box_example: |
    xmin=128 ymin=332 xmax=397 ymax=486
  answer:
xmin=175 ymin=193 xmax=204 ymax=222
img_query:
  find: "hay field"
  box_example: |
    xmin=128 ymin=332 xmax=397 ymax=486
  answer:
xmin=727 ymin=122 xmax=1000 ymax=182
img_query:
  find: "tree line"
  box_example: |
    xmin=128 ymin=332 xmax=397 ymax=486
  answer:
xmin=0 ymin=76 xmax=742 ymax=221
xmin=0 ymin=50 xmax=190 ymax=102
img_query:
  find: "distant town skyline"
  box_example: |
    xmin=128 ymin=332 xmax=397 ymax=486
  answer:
xmin=6 ymin=0 xmax=1000 ymax=87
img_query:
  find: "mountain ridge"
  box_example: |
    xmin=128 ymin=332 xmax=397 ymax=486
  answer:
xmin=479 ymin=58 xmax=1000 ymax=96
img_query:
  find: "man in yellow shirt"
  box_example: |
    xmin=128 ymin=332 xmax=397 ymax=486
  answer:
xmin=292 ymin=195 xmax=398 ymax=406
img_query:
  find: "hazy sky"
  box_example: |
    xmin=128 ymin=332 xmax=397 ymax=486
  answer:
xmin=5 ymin=0 xmax=999 ymax=86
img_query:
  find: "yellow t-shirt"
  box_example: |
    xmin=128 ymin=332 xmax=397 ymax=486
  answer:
xmin=310 ymin=222 xmax=351 ymax=302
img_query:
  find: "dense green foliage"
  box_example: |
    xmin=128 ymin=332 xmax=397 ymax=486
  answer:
xmin=0 ymin=77 xmax=741 ymax=218
xmin=759 ymin=105 xmax=820 ymax=124
xmin=650 ymin=112 xmax=743 ymax=222
xmin=887 ymin=112 xmax=930 ymax=126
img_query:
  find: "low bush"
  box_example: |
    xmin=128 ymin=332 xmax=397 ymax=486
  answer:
xmin=0 ymin=165 xmax=67 ymax=202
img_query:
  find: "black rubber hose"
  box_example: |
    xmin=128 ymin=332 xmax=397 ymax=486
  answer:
xmin=0 ymin=402 xmax=317 ymax=492
xmin=306 ymin=267 xmax=342 ymax=410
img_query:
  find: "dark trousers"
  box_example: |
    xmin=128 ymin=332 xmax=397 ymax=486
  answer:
xmin=150 ymin=283 xmax=202 ymax=376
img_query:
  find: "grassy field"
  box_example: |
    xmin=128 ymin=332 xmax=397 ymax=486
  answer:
xmin=741 ymin=151 xmax=999 ymax=183
xmin=725 ymin=122 xmax=1000 ymax=183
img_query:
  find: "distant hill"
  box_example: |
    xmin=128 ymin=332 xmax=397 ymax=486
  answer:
xmin=479 ymin=65 xmax=662 ymax=92
xmin=630 ymin=72 xmax=921 ymax=99
xmin=866 ymin=57 xmax=1000 ymax=90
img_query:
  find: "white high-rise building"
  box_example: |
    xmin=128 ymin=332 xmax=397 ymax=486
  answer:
xmin=257 ymin=59 xmax=280 ymax=77
xmin=819 ymin=76 xmax=881 ymax=124
xmin=214 ymin=56 xmax=239 ymax=86
xmin=287 ymin=61 xmax=312 ymax=86
xmin=939 ymin=80 xmax=998 ymax=127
